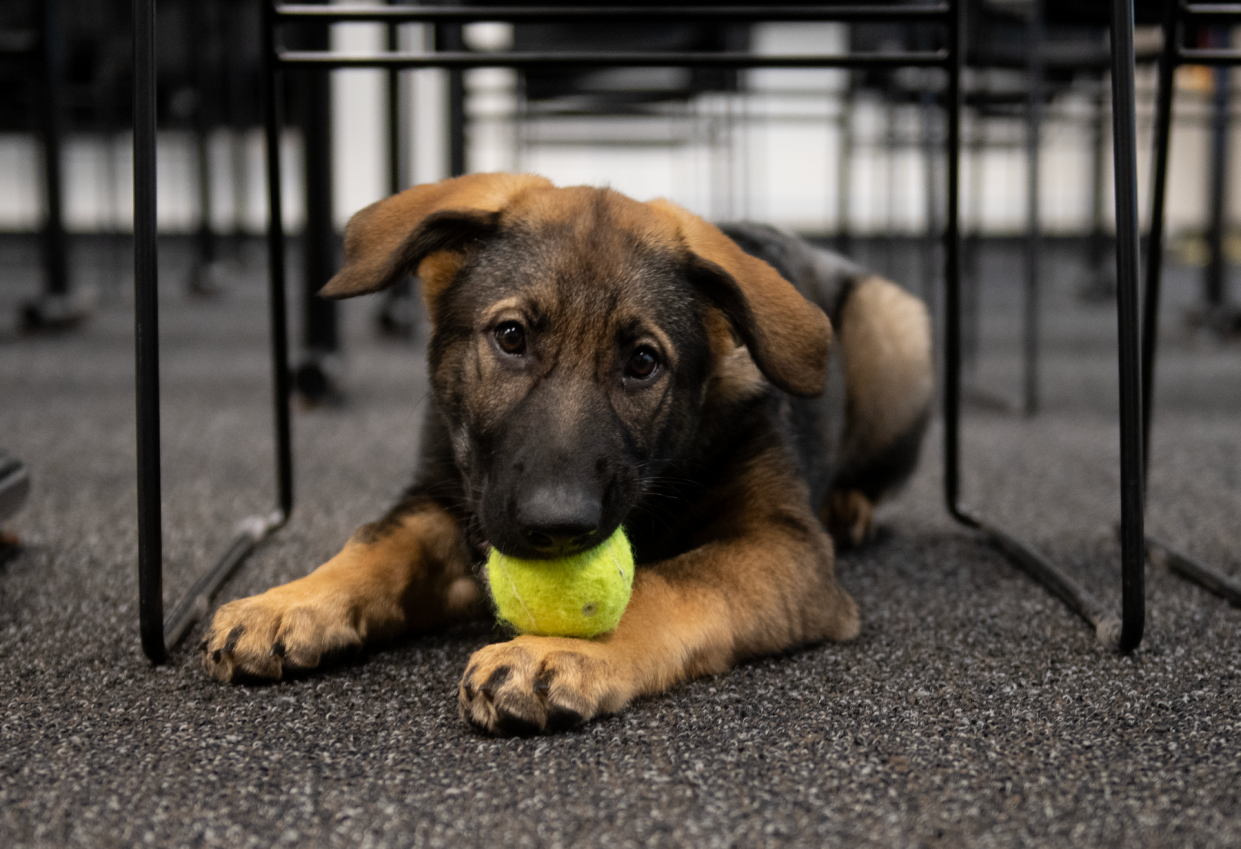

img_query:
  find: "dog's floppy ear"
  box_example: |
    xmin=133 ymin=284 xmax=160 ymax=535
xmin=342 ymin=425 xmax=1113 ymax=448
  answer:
xmin=319 ymin=172 xmax=554 ymax=300
xmin=647 ymin=199 xmax=832 ymax=398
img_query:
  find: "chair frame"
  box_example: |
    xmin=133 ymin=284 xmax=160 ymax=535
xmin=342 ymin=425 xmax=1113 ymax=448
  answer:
xmin=132 ymin=0 xmax=1154 ymax=662
xmin=1140 ymin=0 xmax=1241 ymax=607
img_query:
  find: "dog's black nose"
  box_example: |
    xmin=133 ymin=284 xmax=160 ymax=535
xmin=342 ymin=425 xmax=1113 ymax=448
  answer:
xmin=516 ymin=485 xmax=602 ymax=557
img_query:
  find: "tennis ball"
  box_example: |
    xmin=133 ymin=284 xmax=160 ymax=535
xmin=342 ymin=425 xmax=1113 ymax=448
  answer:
xmin=485 ymin=528 xmax=634 ymax=638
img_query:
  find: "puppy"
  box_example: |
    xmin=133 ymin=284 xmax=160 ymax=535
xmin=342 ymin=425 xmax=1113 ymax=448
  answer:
xmin=201 ymin=173 xmax=933 ymax=736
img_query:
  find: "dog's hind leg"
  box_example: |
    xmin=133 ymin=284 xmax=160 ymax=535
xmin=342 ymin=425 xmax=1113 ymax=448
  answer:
xmin=822 ymin=275 xmax=933 ymax=547
xmin=201 ymin=499 xmax=483 ymax=682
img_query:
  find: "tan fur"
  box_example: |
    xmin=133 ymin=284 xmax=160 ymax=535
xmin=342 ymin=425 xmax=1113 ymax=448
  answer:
xmin=837 ymin=275 xmax=933 ymax=478
xmin=320 ymin=172 xmax=553 ymax=300
xmin=202 ymin=506 xmax=479 ymax=681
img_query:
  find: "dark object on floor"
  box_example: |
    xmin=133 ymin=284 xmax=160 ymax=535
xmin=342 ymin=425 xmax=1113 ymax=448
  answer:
xmin=294 ymin=353 xmax=345 ymax=407
xmin=0 ymin=450 xmax=30 ymax=555
xmin=0 ymin=451 xmax=30 ymax=525
xmin=1187 ymin=304 xmax=1241 ymax=338
xmin=20 ymin=292 xmax=92 ymax=333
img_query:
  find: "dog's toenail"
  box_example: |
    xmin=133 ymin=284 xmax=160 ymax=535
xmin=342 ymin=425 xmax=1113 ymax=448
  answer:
xmin=223 ymin=625 xmax=245 ymax=654
xmin=212 ymin=649 xmax=222 ymax=663
xmin=480 ymin=665 xmax=512 ymax=697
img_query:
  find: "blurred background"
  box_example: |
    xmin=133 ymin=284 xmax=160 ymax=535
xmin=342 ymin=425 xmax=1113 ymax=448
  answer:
xmin=0 ymin=0 xmax=1237 ymax=398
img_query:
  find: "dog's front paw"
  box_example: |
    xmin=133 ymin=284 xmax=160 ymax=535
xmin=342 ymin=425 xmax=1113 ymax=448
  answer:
xmin=458 ymin=637 xmax=631 ymax=736
xmin=201 ymin=581 xmax=363 ymax=683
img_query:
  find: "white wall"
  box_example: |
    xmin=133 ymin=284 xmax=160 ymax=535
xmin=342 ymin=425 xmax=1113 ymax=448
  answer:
xmin=0 ymin=24 xmax=1236 ymax=238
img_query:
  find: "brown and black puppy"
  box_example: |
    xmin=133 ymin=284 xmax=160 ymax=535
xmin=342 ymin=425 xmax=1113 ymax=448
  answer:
xmin=201 ymin=173 xmax=932 ymax=736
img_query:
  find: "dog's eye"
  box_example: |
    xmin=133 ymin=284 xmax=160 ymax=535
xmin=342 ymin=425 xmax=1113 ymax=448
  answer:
xmin=494 ymin=321 xmax=527 ymax=355
xmin=626 ymin=347 xmax=660 ymax=380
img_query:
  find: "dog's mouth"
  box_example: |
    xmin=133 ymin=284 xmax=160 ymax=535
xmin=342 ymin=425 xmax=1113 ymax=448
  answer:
xmin=481 ymin=525 xmax=619 ymax=561
xmin=475 ymin=492 xmax=631 ymax=561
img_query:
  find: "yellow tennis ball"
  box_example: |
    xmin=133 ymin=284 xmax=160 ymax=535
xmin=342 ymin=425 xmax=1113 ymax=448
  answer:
xmin=485 ymin=528 xmax=634 ymax=638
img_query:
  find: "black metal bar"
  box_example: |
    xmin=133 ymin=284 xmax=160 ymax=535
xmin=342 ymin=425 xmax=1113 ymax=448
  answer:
xmin=1205 ymin=30 xmax=1231 ymax=309
xmin=1143 ymin=0 xmax=1178 ymax=475
xmin=1024 ymin=0 xmax=1044 ymax=417
xmin=264 ymin=0 xmax=295 ymax=520
xmin=148 ymin=0 xmax=297 ymax=654
xmin=920 ymin=89 xmax=938 ymax=311
xmin=1174 ymin=48 xmax=1241 ymax=63
xmin=1146 ymin=538 xmax=1241 ymax=606
xmin=39 ymin=0 xmax=68 ymax=299
xmin=1085 ymin=75 xmax=1111 ymax=298
xmin=836 ymin=82 xmax=854 ymax=253
xmin=297 ymin=19 xmax=340 ymax=359
xmin=378 ymin=13 xmax=416 ymax=339
xmin=163 ymin=514 xmax=284 ymax=647
xmin=191 ymin=0 xmax=219 ymax=290
xmin=982 ymin=517 xmax=1122 ymax=642
xmin=944 ymin=0 xmax=969 ymax=526
xmin=1109 ymin=0 xmax=1147 ymax=653
xmin=436 ymin=15 xmax=467 ymax=178
xmin=1138 ymin=1 xmax=1241 ymax=607
xmin=134 ymin=0 xmax=165 ymax=664
xmin=275 ymin=49 xmax=951 ymax=69
xmin=274 ymin=4 xmax=953 ymax=24
xmin=388 ymin=21 xmax=402 ymax=195
xmin=941 ymin=0 xmax=1132 ymax=648
xmin=133 ymin=0 xmax=296 ymax=663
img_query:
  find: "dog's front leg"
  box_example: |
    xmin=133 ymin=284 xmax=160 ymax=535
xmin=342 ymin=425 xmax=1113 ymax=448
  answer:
xmin=458 ymin=515 xmax=859 ymax=735
xmin=202 ymin=502 xmax=481 ymax=682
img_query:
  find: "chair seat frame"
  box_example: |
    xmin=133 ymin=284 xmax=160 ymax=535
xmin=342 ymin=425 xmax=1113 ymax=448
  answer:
xmin=131 ymin=0 xmax=1153 ymax=662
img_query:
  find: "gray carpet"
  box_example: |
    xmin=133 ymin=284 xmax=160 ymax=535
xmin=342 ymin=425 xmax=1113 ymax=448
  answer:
xmin=1 ymin=236 xmax=1239 ymax=848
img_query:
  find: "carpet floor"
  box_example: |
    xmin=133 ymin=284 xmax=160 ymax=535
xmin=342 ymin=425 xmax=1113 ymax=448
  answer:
xmin=1 ymin=236 xmax=1238 ymax=848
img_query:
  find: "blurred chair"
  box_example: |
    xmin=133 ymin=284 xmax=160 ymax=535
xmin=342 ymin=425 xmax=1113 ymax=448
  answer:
xmin=1138 ymin=0 xmax=1241 ymax=607
xmin=0 ymin=0 xmax=82 ymax=330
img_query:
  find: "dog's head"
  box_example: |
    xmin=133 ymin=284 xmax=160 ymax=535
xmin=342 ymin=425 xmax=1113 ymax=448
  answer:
xmin=322 ymin=173 xmax=832 ymax=559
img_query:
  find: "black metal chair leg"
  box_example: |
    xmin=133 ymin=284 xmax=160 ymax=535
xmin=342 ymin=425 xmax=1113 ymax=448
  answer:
xmin=376 ymin=17 xmax=420 ymax=341
xmin=263 ymin=0 xmax=295 ymax=524
xmin=1204 ymin=29 xmax=1231 ymax=312
xmin=943 ymin=0 xmax=1142 ymax=651
xmin=134 ymin=0 xmax=292 ymax=664
xmin=1142 ymin=0 xmax=1177 ymax=474
xmin=1138 ymin=1 xmax=1241 ymax=609
xmin=1023 ymin=0 xmax=1044 ymax=418
xmin=1108 ymin=0 xmax=1147 ymax=654
xmin=24 ymin=0 xmax=89 ymax=333
xmin=134 ymin=0 xmax=164 ymax=663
